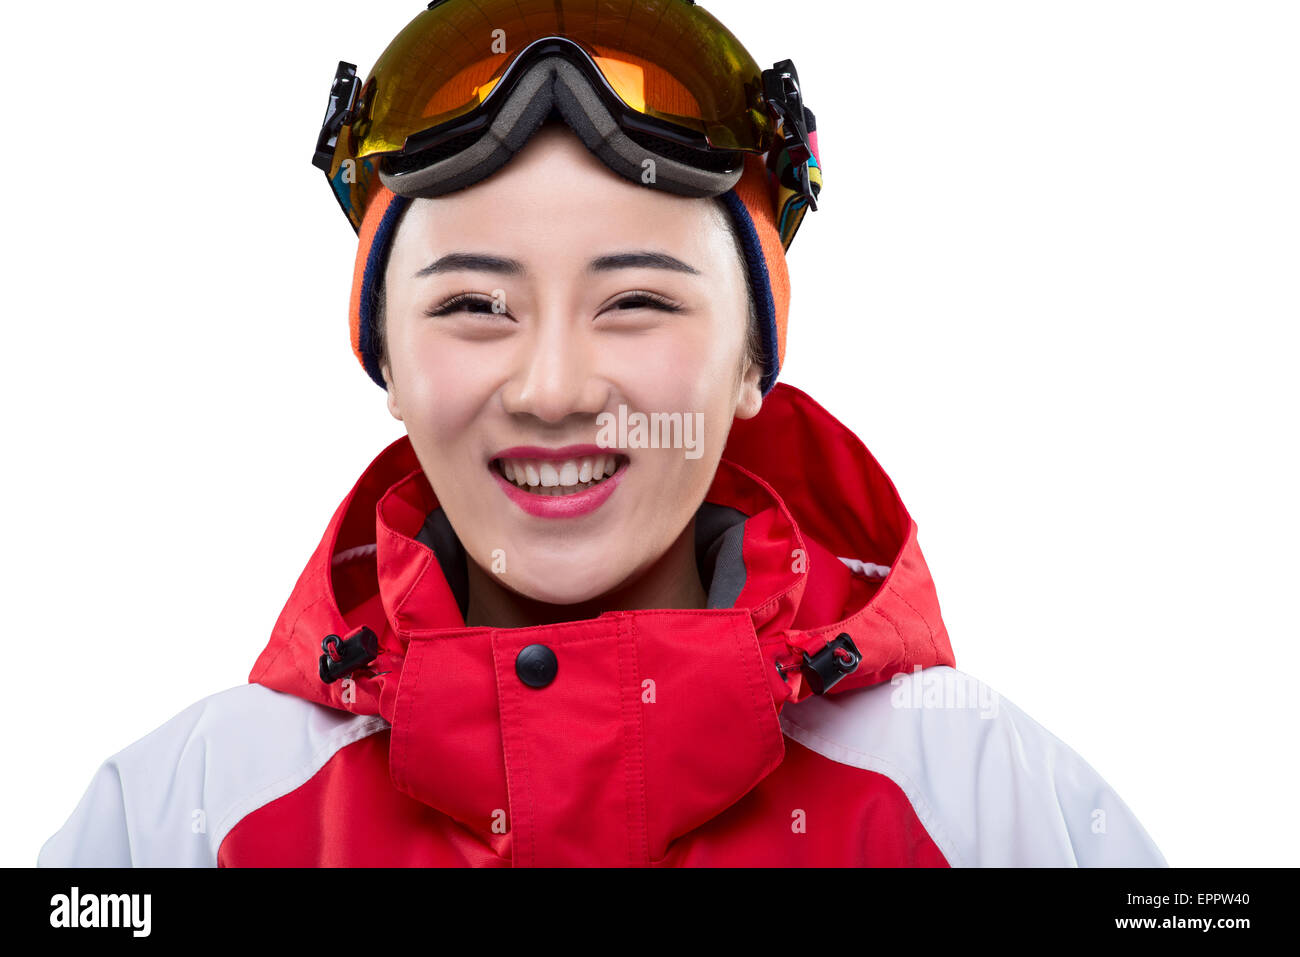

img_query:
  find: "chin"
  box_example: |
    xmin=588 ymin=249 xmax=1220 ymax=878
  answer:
xmin=504 ymin=565 xmax=627 ymax=608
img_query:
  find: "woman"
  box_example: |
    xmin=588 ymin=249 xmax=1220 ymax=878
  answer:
xmin=38 ymin=0 xmax=1164 ymax=867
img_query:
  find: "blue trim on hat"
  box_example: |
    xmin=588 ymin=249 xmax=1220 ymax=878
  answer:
xmin=358 ymin=193 xmax=413 ymax=390
xmin=718 ymin=189 xmax=780 ymax=396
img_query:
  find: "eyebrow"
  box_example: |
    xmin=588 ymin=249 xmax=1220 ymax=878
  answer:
xmin=413 ymin=250 xmax=700 ymax=279
xmin=589 ymin=251 xmax=700 ymax=275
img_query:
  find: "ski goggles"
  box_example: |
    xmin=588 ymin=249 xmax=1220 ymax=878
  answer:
xmin=311 ymin=0 xmax=822 ymax=249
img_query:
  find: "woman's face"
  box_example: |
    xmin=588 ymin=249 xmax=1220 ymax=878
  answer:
xmin=381 ymin=123 xmax=762 ymax=606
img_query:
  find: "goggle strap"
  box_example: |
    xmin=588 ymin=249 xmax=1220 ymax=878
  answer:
xmin=767 ymin=103 xmax=823 ymax=250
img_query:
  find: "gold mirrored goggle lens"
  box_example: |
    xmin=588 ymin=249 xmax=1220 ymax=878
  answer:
xmin=326 ymin=0 xmax=772 ymax=227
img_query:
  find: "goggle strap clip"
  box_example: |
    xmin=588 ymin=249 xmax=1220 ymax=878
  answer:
xmin=763 ymin=59 xmax=818 ymax=209
xmin=313 ymin=60 xmax=361 ymax=173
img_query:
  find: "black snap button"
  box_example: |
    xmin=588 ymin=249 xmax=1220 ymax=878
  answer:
xmin=515 ymin=644 xmax=558 ymax=688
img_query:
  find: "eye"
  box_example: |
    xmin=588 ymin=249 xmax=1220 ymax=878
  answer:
xmin=424 ymin=293 xmax=511 ymax=319
xmin=604 ymin=291 xmax=684 ymax=314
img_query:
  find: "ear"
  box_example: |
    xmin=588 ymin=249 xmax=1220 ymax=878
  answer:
xmin=734 ymin=358 xmax=763 ymax=421
xmin=382 ymin=364 xmax=404 ymax=422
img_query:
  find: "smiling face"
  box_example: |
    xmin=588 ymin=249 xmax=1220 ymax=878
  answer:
xmin=380 ymin=122 xmax=762 ymax=616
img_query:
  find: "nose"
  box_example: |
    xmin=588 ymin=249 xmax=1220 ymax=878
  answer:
xmin=500 ymin=310 xmax=611 ymax=424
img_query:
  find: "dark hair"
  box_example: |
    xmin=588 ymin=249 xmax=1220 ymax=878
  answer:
xmin=371 ymin=195 xmax=762 ymax=385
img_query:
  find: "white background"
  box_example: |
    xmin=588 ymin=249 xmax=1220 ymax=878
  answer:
xmin=3 ymin=0 xmax=1296 ymax=868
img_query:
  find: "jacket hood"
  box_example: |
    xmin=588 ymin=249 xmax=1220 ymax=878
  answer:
xmin=249 ymin=382 xmax=955 ymax=862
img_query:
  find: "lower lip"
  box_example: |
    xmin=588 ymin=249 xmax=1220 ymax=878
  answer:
xmin=490 ymin=459 xmax=628 ymax=519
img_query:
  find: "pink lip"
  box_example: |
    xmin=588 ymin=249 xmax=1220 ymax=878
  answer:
xmin=492 ymin=444 xmax=612 ymax=462
xmin=490 ymin=451 xmax=629 ymax=519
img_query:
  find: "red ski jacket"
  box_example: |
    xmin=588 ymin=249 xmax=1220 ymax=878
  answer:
xmin=38 ymin=383 xmax=1166 ymax=867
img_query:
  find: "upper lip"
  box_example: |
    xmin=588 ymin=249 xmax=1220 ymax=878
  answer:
xmin=491 ymin=444 xmax=623 ymax=463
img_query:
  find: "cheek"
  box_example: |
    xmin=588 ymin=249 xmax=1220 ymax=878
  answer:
xmin=606 ymin=316 xmax=742 ymax=409
xmin=388 ymin=344 xmax=496 ymax=474
xmin=390 ymin=322 xmax=506 ymax=418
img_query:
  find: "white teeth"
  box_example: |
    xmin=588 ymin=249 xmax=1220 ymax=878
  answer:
xmin=495 ymin=454 xmax=624 ymax=494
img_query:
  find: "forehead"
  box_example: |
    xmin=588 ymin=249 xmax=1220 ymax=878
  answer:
xmin=384 ymin=127 xmax=732 ymax=279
